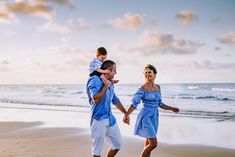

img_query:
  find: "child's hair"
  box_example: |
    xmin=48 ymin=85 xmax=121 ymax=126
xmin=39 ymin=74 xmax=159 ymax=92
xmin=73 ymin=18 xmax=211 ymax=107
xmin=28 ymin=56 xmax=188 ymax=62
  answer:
xmin=96 ymin=47 xmax=107 ymax=56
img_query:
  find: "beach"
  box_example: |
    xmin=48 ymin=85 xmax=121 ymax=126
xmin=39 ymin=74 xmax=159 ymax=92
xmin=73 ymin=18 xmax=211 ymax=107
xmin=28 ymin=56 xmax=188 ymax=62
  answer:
xmin=0 ymin=83 xmax=235 ymax=156
xmin=0 ymin=121 xmax=235 ymax=157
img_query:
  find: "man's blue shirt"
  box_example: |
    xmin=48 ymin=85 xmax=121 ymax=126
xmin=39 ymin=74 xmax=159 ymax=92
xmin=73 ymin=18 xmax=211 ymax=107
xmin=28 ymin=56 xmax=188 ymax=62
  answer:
xmin=86 ymin=75 xmax=120 ymax=126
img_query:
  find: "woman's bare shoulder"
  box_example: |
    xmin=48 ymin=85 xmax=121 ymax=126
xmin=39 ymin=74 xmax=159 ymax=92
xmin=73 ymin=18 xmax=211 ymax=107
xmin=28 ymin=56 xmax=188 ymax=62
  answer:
xmin=154 ymin=84 xmax=161 ymax=91
xmin=140 ymin=84 xmax=147 ymax=90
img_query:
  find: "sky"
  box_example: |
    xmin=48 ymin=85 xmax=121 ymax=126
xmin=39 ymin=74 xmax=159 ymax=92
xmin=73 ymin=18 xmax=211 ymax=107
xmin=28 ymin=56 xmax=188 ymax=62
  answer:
xmin=0 ymin=0 xmax=235 ymax=84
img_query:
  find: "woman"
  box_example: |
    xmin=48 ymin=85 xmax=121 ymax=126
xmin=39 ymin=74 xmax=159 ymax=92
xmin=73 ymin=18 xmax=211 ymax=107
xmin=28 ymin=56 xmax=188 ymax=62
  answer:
xmin=124 ymin=64 xmax=179 ymax=157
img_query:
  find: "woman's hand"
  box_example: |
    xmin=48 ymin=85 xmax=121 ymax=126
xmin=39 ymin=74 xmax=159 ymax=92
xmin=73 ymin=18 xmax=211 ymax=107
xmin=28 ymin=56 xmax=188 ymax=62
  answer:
xmin=123 ymin=114 xmax=130 ymax=125
xmin=171 ymin=107 xmax=179 ymax=113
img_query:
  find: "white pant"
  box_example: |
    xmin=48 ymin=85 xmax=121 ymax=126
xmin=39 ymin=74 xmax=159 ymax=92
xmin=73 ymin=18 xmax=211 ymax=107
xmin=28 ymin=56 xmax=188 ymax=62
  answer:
xmin=90 ymin=119 xmax=122 ymax=156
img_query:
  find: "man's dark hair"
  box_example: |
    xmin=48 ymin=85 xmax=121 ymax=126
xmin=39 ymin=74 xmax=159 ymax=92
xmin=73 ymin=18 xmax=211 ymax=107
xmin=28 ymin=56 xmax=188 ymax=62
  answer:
xmin=96 ymin=47 xmax=107 ymax=56
xmin=100 ymin=60 xmax=115 ymax=70
xmin=89 ymin=60 xmax=115 ymax=77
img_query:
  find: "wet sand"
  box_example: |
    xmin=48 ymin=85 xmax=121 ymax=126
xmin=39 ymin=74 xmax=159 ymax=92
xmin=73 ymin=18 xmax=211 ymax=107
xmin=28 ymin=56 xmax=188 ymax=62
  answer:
xmin=0 ymin=121 xmax=234 ymax=157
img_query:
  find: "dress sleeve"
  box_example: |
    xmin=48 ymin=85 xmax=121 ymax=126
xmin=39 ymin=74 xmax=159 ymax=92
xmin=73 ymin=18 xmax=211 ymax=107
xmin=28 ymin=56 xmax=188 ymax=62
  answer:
xmin=131 ymin=89 xmax=144 ymax=109
xmin=158 ymin=90 xmax=165 ymax=106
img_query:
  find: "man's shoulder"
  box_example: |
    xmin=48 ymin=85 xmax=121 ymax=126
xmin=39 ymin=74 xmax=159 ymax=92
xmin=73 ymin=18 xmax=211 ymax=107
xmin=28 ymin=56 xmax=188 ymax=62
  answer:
xmin=87 ymin=75 xmax=102 ymax=85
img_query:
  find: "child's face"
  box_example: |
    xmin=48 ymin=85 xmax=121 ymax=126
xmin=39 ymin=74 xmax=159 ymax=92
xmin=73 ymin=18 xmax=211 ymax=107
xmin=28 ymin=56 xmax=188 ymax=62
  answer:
xmin=98 ymin=54 xmax=107 ymax=62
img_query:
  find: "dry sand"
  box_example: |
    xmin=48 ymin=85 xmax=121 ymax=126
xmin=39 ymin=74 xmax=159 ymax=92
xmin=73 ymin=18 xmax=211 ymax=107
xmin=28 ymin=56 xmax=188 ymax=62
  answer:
xmin=0 ymin=121 xmax=234 ymax=157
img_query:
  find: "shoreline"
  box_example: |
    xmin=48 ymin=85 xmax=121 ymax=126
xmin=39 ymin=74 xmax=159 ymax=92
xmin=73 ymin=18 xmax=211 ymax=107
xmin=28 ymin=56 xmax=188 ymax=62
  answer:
xmin=0 ymin=121 xmax=234 ymax=157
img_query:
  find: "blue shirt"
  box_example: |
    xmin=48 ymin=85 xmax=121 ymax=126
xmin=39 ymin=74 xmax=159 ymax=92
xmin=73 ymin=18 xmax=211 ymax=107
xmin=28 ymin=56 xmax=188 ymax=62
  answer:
xmin=89 ymin=57 xmax=102 ymax=74
xmin=86 ymin=76 xmax=120 ymax=126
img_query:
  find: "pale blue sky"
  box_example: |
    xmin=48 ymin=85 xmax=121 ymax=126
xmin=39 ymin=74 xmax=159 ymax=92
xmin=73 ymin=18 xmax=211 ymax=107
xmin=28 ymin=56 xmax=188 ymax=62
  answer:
xmin=0 ymin=0 xmax=235 ymax=84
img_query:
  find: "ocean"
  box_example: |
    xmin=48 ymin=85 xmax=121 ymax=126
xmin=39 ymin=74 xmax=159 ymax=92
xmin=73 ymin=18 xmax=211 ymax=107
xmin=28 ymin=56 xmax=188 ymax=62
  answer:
xmin=0 ymin=83 xmax=235 ymax=149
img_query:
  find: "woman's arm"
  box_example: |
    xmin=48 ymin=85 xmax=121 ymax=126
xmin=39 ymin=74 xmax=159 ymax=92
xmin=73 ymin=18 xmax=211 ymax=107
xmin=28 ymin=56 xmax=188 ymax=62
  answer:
xmin=126 ymin=105 xmax=135 ymax=115
xmin=160 ymin=104 xmax=179 ymax=113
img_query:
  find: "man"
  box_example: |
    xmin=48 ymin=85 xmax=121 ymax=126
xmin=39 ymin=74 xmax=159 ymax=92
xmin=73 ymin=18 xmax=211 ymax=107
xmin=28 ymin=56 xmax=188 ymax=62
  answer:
xmin=86 ymin=60 xmax=129 ymax=157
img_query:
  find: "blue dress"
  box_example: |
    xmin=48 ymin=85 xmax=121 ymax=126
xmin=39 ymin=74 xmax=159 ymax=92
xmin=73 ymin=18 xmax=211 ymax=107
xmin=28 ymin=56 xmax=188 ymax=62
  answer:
xmin=132 ymin=88 xmax=164 ymax=138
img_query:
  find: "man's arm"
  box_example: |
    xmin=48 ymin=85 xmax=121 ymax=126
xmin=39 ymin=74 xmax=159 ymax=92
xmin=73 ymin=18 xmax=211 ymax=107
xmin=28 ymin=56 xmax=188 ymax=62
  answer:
xmin=92 ymin=79 xmax=111 ymax=104
xmin=114 ymin=101 xmax=127 ymax=114
xmin=115 ymin=101 xmax=130 ymax=125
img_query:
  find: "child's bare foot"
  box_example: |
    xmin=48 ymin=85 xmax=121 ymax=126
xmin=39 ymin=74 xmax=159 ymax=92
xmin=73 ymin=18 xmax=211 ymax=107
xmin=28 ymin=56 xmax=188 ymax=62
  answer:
xmin=112 ymin=80 xmax=119 ymax=84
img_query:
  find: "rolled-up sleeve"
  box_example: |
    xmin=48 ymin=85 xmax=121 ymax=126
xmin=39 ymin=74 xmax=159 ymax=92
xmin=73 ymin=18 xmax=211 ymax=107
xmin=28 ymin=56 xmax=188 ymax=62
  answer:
xmin=112 ymin=92 xmax=120 ymax=105
xmin=87 ymin=77 xmax=102 ymax=100
xmin=132 ymin=89 xmax=144 ymax=109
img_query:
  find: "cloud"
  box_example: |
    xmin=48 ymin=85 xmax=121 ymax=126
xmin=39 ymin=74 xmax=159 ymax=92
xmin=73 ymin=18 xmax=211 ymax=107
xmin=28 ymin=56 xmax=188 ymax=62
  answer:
xmin=176 ymin=10 xmax=198 ymax=25
xmin=45 ymin=58 xmax=88 ymax=72
xmin=44 ymin=0 xmax=74 ymax=5
xmin=155 ymin=60 xmax=235 ymax=71
xmin=0 ymin=0 xmax=74 ymax=21
xmin=149 ymin=19 xmax=160 ymax=28
xmin=192 ymin=60 xmax=235 ymax=70
xmin=209 ymin=17 xmax=221 ymax=24
xmin=5 ymin=0 xmax=54 ymax=19
xmin=214 ymin=46 xmax=221 ymax=51
xmin=26 ymin=57 xmax=88 ymax=72
xmin=171 ymin=60 xmax=235 ymax=70
xmin=28 ymin=58 xmax=41 ymax=67
xmin=0 ymin=13 xmax=12 ymax=23
xmin=112 ymin=31 xmax=204 ymax=56
xmin=0 ymin=66 xmax=11 ymax=72
xmin=0 ymin=7 xmax=18 ymax=23
xmin=217 ymin=32 xmax=235 ymax=45
xmin=48 ymin=44 xmax=93 ymax=57
xmin=1 ymin=30 xmax=18 ymax=37
xmin=2 ymin=60 xmax=10 ymax=64
xmin=0 ymin=59 xmax=12 ymax=71
xmin=138 ymin=31 xmax=204 ymax=55
xmin=39 ymin=18 xmax=90 ymax=33
xmin=109 ymin=12 xmax=144 ymax=31
xmin=49 ymin=44 xmax=80 ymax=54
xmin=64 ymin=58 xmax=87 ymax=67
xmin=0 ymin=11 xmax=9 ymax=20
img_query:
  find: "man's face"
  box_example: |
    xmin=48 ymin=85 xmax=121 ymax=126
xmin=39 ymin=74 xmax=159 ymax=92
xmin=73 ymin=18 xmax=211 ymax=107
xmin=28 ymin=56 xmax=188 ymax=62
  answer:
xmin=107 ymin=64 xmax=117 ymax=80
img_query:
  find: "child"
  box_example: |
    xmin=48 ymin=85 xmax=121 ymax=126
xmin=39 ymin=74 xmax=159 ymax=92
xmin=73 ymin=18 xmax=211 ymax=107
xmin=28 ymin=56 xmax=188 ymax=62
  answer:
xmin=89 ymin=47 xmax=119 ymax=83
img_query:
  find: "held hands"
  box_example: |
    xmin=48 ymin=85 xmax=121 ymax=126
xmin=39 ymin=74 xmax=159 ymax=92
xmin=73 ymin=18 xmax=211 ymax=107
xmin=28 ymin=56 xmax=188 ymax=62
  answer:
xmin=123 ymin=114 xmax=130 ymax=125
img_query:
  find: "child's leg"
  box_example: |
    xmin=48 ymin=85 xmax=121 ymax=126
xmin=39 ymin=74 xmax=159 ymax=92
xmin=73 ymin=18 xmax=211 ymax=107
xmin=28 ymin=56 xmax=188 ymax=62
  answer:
xmin=100 ymin=74 xmax=106 ymax=82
